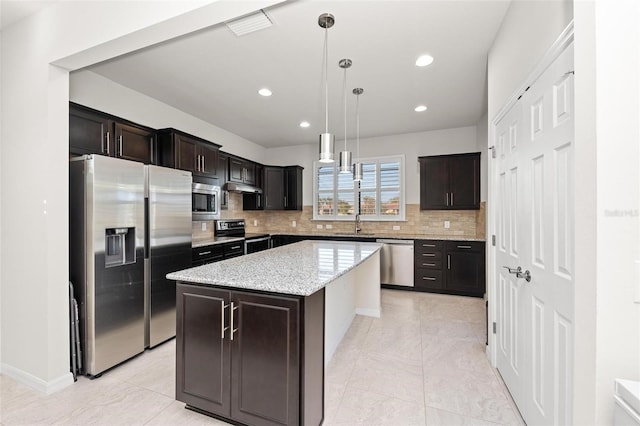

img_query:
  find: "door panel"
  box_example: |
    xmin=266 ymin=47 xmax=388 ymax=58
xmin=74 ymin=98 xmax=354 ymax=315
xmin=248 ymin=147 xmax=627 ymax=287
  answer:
xmin=115 ymin=123 xmax=153 ymax=164
xmin=231 ymin=292 xmax=299 ymax=426
xmin=494 ymin=41 xmax=574 ymax=425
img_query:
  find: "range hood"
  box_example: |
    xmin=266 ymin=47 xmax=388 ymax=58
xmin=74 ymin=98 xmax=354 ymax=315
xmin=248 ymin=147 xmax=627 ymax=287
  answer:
xmin=225 ymin=182 xmax=263 ymax=194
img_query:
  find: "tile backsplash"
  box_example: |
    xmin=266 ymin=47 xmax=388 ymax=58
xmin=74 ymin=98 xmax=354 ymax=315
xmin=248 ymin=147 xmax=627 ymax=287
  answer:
xmin=222 ymin=192 xmax=486 ymax=239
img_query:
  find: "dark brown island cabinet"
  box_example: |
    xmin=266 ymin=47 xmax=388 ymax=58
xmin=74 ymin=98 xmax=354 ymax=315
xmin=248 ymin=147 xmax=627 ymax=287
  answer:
xmin=419 ymin=152 xmax=480 ymax=210
xmin=414 ymin=239 xmax=486 ymax=297
xmin=176 ymin=283 xmax=325 ymax=426
xmin=69 ymin=103 xmax=156 ymax=164
xmin=156 ymin=128 xmax=221 ymax=179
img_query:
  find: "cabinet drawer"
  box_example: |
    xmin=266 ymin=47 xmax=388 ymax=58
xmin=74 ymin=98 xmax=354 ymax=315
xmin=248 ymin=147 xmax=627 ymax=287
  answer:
xmin=445 ymin=240 xmax=485 ymax=253
xmin=415 ymin=259 xmax=442 ymax=270
xmin=414 ymin=270 xmax=443 ymax=290
xmin=414 ymin=240 xmax=443 ymax=251
xmin=192 ymin=245 xmax=224 ymax=264
xmin=224 ymin=242 xmax=244 ymax=259
xmin=415 ymin=250 xmax=443 ymax=260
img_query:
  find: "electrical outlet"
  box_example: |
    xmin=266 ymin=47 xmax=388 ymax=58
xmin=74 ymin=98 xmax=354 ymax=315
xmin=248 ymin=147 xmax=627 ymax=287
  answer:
xmin=326 ymin=224 xmax=333 ymax=229
xmin=253 ymin=220 xmax=257 ymax=226
xmin=316 ymin=224 xmax=323 ymax=229
xmin=444 ymin=221 xmax=450 ymax=229
xmin=392 ymin=225 xmax=400 ymax=231
xmin=201 ymin=222 xmax=207 ymax=231
xmin=292 ymin=220 xmax=297 ymax=228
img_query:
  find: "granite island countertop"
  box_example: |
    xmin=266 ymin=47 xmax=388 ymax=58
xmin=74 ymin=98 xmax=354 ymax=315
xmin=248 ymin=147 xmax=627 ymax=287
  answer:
xmin=168 ymin=240 xmax=382 ymax=296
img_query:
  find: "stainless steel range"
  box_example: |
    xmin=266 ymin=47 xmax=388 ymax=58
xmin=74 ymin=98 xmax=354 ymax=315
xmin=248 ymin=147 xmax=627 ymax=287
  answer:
xmin=215 ymin=219 xmax=271 ymax=254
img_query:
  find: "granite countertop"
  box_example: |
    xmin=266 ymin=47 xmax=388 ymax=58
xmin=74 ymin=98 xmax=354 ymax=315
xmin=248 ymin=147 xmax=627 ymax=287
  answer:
xmin=168 ymin=240 xmax=382 ymax=296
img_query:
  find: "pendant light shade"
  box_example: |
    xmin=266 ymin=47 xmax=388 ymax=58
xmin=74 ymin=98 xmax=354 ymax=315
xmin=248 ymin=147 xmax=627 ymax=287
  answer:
xmin=338 ymin=58 xmax=353 ymax=173
xmin=319 ymin=133 xmax=335 ymax=163
xmin=352 ymin=88 xmax=364 ymax=181
xmin=318 ymin=13 xmax=335 ymax=163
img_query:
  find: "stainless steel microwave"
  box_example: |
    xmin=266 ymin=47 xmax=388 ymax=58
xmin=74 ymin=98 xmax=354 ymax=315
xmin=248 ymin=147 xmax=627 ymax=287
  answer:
xmin=192 ymin=182 xmax=221 ymax=220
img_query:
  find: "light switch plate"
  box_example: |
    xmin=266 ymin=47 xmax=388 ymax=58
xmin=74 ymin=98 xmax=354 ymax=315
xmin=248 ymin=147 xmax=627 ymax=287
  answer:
xmin=444 ymin=221 xmax=450 ymax=229
xmin=392 ymin=225 xmax=400 ymax=231
xmin=253 ymin=220 xmax=257 ymax=226
xmin=292 ymin=220 xmax=297 ymax=227
xmin=326 ymin=224 xmax=333 ymax=229
xmin=316 ymin=224 xmax=323 ymax=229
xmin=201 ymin=222 xmax=207 ymax=231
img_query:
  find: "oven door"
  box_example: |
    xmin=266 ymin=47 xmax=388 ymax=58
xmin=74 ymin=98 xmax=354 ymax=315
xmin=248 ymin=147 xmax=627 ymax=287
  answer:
xmin=244 ymin=236 xmax=271 ymax=255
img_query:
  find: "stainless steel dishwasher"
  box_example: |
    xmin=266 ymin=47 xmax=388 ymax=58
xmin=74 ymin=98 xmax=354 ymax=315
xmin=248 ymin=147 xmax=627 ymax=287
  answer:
xmin=376 ymin=239 xmax=414 ymax=287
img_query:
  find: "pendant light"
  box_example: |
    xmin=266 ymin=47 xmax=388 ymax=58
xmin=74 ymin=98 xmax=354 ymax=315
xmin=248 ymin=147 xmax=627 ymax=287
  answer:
xmin=318 ymin=13 xmax=335 ymax=163
xmin=353 ymin=88 xmax=364 ymax=181
xmin=338 ymin=58 xmax=353 ymax=173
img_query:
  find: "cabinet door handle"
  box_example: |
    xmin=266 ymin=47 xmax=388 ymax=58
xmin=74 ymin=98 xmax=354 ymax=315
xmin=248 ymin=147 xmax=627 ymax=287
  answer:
xmin=422 ymin=253 xmax=436 ymax=257
xmin=451 ymin=192 xmax=454 ymax=206
xmin=221 ymin=302 xmax=229 ymax=339
xmin=202 ymin=155 xmax=205 ymax=173
xmin=284 ymin=196 xmax=287 ymax=208
xmin=422 ymin=262 xmax=436 ymax=267
xmin=445 ymin=193 xmax=448 ymax=206
xmin=150 ymin=137 xmax=154 ymax=163
xmin=422 ymin=243 xmax=436 ymax=248
xmin=230 ymin=245 xmax=241 ymax=250
xmin=198 ymin=251 xmax=212 ymax=256
xmin=447 ymin=254 xmax=451 ymax=269
xmin=257 ymin=194 xmax=261 ymax=207
xmin=230 ymin=302 xmax=238 ymax=341
xmin=422 ymin=277 xmax=436 ymax=281
xmin=119 ymin=135 xmax=123 ymax=157
xmin=457 ymin=245 xmax=472 ymax=249
xmin=106 ymin=131 xmax=110 ymax=155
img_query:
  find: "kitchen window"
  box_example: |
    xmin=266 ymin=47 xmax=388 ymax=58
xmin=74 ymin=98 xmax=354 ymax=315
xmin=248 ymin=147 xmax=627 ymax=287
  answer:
xmin=313 ymin=155 xmax=405 ymax=221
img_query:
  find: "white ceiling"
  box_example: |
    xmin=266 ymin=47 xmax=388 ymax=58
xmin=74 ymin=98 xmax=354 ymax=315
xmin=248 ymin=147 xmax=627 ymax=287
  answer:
xmin=82 ymin=1 xmax=510 ymax=149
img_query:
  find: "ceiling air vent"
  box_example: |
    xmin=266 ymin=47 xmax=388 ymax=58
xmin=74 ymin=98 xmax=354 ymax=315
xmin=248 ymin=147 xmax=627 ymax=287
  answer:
xmin=225 ymin=10 xmax=273 ymax=36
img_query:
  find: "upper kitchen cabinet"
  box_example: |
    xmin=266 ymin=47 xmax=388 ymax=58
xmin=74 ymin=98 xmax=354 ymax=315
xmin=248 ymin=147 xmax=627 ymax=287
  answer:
xmin=228 ymin=155 xmax=256 ymax=186
xmin=157 ymin=128 xmax=221 ymax=179
xmin=218 ymin=152 xmax=229 ymax=209
xmin=419 ymin=152 xmax=480 ymax=210
xmin=284 ymin=166 xmax=303 ymax=211
xmin=69 ymin=103 xmax=155 ymax=164
xmin=243 ymin=165 xmax=303 ymax=211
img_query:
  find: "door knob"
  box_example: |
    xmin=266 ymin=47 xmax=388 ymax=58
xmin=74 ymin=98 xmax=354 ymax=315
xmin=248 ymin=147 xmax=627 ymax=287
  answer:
xmin=503 ymin=266 xmax=532 ymax=282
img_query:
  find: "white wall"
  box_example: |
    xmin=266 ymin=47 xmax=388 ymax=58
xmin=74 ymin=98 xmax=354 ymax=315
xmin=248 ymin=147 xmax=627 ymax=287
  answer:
xmin=70 ymin=70 xmax=267 ymax=163
xmin=576 ymin=1 xmax=640 ymax=424
xmin=0 ymin=0 xmax=284 ymax=392
xmin=488 ymin=0 xmax=573 ymax=119
xmin=263 ymin=126 xmax=480 ymax=207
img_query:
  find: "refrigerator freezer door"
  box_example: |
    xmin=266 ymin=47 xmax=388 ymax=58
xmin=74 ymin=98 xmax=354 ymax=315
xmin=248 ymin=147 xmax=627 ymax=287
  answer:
xmin=146 ymin=165 xmax=192 ymax=347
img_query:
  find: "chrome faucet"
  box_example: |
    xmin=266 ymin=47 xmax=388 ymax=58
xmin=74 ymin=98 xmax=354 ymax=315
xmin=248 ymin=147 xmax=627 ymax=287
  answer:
xmin=354 ymin=214 xmax=361 ymax=235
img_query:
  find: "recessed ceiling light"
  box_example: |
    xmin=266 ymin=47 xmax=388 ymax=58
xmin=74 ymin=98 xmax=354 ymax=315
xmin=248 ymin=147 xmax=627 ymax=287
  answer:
xmin=299 ymin=121 xmax=310 ymax=128
xmin=258 ymin=88 xmax=272 ymax=97
xmin=415 ymin=55 xmax=434 ymax=67
xmin=415 ymin=105 xmax=428 ymax=112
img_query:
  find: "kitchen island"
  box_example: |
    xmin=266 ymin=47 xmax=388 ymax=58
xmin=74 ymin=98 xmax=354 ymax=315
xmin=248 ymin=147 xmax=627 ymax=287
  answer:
xmin=167 ymin=240 xmax=382 ymax=426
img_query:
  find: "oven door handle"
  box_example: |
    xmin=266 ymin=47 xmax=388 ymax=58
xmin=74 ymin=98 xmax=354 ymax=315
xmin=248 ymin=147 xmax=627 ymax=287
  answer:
xmin=245 ymin=236 xmax=271 ymax=244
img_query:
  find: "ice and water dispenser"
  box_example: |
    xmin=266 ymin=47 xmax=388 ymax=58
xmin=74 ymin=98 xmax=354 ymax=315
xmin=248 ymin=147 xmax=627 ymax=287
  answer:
xmin=105 ymin=227 xmax=136 ymax=267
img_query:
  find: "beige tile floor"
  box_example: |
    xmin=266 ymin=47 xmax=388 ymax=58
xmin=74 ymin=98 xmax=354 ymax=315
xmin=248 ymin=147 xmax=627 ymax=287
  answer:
xmin=0 ymin=290 xmax=524 ymax=425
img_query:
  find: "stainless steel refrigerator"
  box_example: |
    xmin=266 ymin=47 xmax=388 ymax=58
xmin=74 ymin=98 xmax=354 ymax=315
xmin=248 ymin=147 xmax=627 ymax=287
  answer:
xmin=69 ymin=155 xmax=191 ymax=376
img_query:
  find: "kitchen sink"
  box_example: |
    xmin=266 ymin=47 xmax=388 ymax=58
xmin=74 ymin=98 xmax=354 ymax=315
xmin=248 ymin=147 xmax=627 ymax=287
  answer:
xmin=333 ymin=232 xmax=376 ymax=237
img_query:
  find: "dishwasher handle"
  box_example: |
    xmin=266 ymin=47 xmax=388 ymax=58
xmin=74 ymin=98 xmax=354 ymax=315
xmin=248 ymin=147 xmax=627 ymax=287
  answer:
xmin=376 ymin=239 xmax=414 ymax=245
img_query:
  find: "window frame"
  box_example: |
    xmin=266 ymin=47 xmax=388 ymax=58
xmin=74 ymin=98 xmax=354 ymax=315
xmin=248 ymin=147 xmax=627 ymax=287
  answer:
xmin=313 ymin=154 xmax=405 ymax=221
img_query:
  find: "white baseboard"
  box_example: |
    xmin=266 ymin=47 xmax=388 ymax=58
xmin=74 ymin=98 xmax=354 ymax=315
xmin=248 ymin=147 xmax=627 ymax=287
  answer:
xmin=356 ymin=307 xmax=381 ymax=318
xmin=1 ymin=363 xmax=74 ymax=394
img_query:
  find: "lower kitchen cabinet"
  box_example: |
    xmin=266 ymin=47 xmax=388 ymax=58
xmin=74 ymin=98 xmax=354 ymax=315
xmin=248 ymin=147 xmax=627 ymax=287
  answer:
xmin=414 ymin=239 xmax=485 ymax=297
xmin=176 ymin=283 xmax=324 ymax=426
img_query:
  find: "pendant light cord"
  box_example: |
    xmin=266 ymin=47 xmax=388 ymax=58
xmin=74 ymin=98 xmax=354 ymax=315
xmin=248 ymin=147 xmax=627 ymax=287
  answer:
xmin=356 ymin=92 xmax=360 ymax=159
xmin=343 ymin=67 xmax=347 ymax=151
xmin=324 ymin=28 xmax=329 ymax=133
